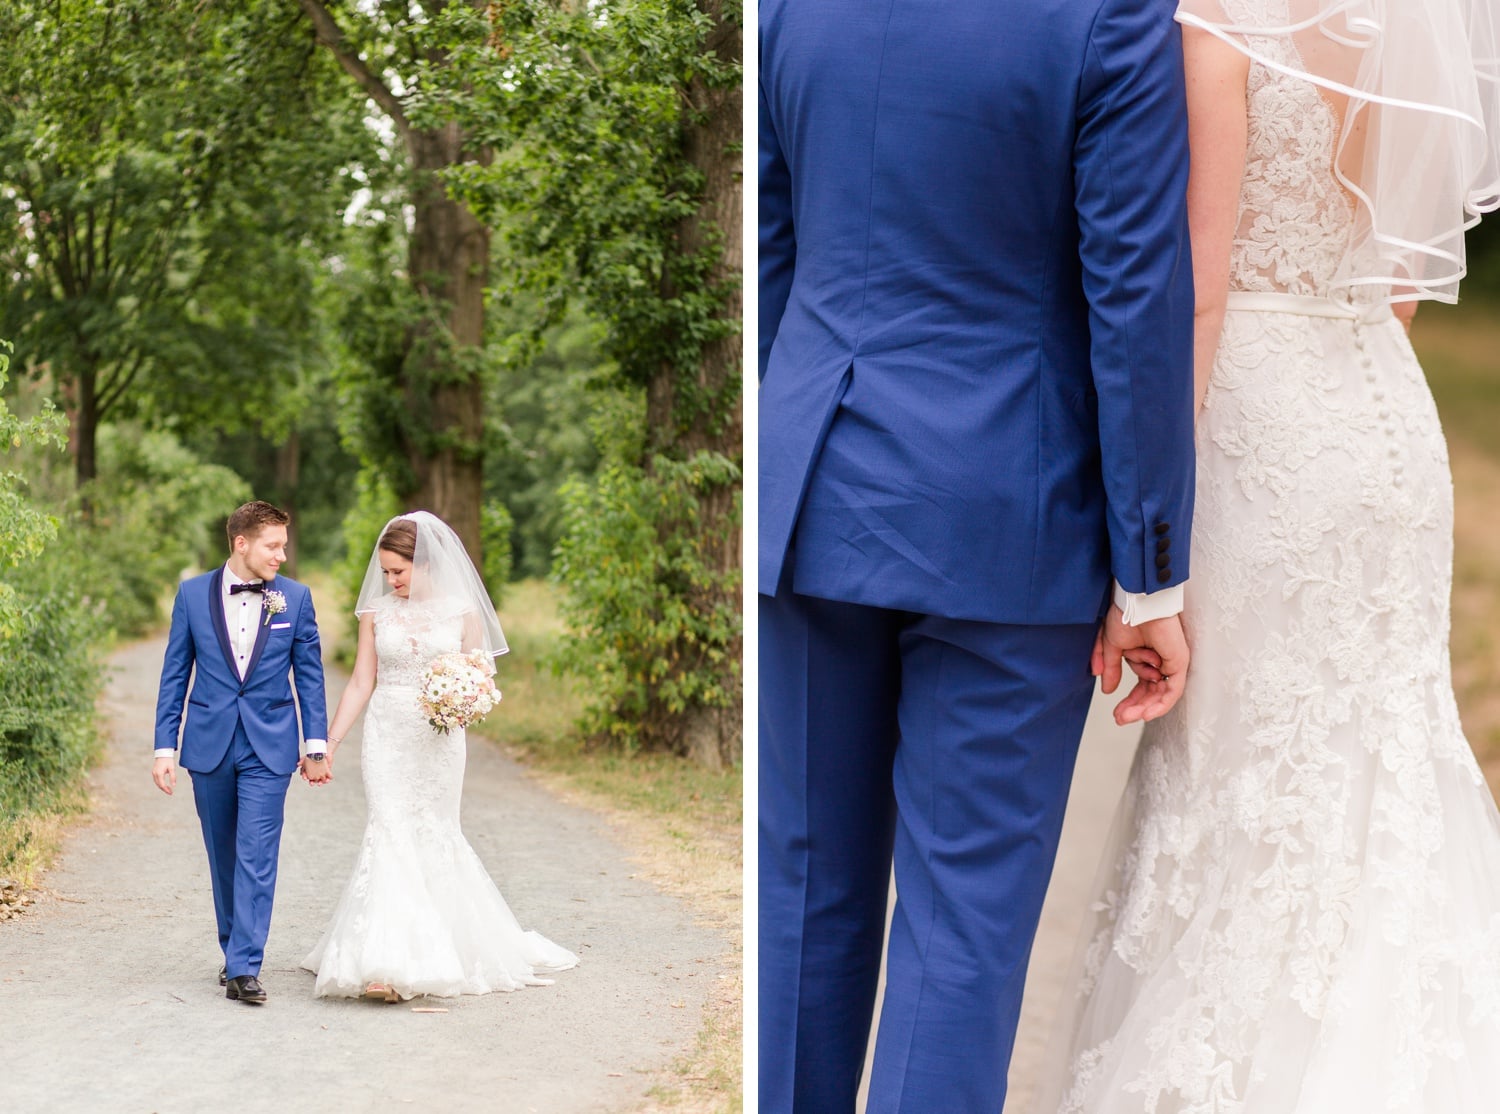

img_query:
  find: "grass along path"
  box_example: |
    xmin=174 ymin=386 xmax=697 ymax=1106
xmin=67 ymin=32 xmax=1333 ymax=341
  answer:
xmin=482 ymin=579 xmax=743 ymax=1113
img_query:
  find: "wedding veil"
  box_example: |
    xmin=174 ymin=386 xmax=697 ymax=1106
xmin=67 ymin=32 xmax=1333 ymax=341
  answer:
xmin=353 ymin=510 xmax=509 ymax=657
xmin=1177 ymin=0 xmax=1500 ymax=303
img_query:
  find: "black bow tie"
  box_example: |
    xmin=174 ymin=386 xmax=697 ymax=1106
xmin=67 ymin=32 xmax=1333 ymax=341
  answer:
xmin=230 ymin=581 xmax=265 ymax=595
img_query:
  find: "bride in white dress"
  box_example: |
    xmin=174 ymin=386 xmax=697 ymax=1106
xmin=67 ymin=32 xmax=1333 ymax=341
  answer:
xmin=303 ymin=511 xmax=578 ymax=1000
xmin=1041 ymin=1 xmax=1500 ymax=1109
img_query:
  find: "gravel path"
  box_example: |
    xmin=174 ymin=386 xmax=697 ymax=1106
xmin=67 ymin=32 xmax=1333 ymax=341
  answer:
xmin=0 ymin=629 xmax=724 ymax=1114
xmin=1006 ymin=688 xmax=1141 ymax=1110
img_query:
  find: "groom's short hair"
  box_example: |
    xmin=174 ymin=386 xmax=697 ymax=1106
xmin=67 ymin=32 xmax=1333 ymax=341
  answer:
xmin=226 ymin=501 xmax=290 ymax=548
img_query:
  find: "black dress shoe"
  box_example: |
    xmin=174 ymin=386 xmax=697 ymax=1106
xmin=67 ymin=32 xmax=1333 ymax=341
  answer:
xmin=225 ymin=975 xmax=267 ymax=1004
xmin=218 ymin=965 xmax=227 ymax=987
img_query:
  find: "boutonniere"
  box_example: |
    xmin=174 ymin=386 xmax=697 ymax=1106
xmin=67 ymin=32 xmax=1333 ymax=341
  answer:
xmin=262 ymin=589 xmax=287 ymax=627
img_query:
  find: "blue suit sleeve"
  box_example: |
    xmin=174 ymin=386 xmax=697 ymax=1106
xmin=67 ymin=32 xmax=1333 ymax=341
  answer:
xmin=759 ymin=75 xmax=796 ymax=383
xmin=154 ymin=586 xmax=195 ymax=753
xmin=291 ymin=587 xmax=328 ymax=741
xmin=1074 ymin=0 xmax=1196 ymax=594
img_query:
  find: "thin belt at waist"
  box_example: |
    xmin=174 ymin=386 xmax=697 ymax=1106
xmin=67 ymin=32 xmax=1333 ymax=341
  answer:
xmin=1225 ymin=291 xmax=1393 ymax=323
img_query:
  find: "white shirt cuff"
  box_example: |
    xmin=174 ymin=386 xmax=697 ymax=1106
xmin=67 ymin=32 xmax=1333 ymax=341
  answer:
xmin=154 ymin=748 xmax=177 ymax=760
xmin=304 ymin=740 xmax=327 ymax=757
xmin=1114 ymin=580 xmax=1185 ymax=626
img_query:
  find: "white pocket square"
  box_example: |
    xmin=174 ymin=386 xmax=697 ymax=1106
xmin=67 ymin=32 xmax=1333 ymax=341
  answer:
xmin=271 ymin=622 xmax=291 ymax=630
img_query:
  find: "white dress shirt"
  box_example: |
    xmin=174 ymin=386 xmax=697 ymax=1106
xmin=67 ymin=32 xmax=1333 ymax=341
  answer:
xmin=223 ymin=565 xmax=264 ymax=679
xmin=1114 ymin=581 xmax=1185 ymax=625
xmin=155 ymin=564 xmax=325 ymax=762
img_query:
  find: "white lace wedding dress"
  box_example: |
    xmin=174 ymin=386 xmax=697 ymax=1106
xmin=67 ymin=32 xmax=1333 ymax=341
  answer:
xmin=1040 ymin=12 xmax=1500 ymax=1113
xmin=303 ymin=594 xmax=579 ymax=999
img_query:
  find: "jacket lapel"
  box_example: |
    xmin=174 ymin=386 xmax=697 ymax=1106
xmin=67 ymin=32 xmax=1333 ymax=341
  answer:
xmin=242 ymin=576 xmax=277 ymax=680
xmin=206 ymin=567 xmax=239 ymax=678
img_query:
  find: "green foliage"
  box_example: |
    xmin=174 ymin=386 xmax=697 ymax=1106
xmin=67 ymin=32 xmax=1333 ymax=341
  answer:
xmin=329 ymin=216 xmax=431 ymax=503
xmin=551 ymin=447 xmax=741 ymax=752
xmin=481 ymin=500 xmax=515 ymax=606
xmin=0 ymin=342 xmax=67 ymax=638
xmin=69 ymin=425 xmax=252 ymax=636
xmin=440 ymin=0 xmax=742 ymax=429
xmin=484 ymin=307 xmax=613 ymax=578
xmin=437 ymin=0 xmax=743 ymax=757
xmin=0 ymin=342 xmax=105 ymax=861
xmin=0 ymin=0 xmax=369 ymax=506
xmin=0 ymin=557 xmax=106 ymax=862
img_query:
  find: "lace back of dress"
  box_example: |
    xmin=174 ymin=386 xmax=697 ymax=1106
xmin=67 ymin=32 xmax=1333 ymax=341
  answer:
xmin=1223 ymin=0 xmax=1376 ymax=300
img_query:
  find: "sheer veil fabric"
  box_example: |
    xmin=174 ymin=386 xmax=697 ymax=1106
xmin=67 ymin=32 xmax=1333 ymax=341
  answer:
xmin=1178 ymin=0 xmax=1500 ymax=303
xmin=354 ymin=510 xmax=508 ymax=657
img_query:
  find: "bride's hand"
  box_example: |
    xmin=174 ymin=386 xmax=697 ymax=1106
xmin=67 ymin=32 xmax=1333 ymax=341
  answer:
xmin=1093 ymin=606 xmax=1190 ymax=725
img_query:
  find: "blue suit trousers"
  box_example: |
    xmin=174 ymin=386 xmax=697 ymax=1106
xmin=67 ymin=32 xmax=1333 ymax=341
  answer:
xmin=759 ymin=588 xmax=1097 ymax=1112
xmin=188 ymin=724 xmax=292 ymax=978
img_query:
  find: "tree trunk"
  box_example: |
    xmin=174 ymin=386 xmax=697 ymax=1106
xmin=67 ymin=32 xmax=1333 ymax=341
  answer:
xmin=401 ymin=123 xmax=488 ymax=564
xmin=648 ymin=2 xmax=742 ymax=770
xmin=73 ymin=364 xmax=99 ymax=516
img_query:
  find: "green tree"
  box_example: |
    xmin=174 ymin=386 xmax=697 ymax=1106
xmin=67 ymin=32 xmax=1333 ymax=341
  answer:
xmin=296 ymin=0 xmax=499 ymax=560
xmin=0 ymin=2 xmax=356 ymax=500
xmin=441 ymin=0 xmax=743 ymax=766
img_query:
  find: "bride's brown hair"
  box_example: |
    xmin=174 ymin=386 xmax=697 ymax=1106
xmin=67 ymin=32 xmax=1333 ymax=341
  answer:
xmin=378 ymin=518 xmax=418 ymax=562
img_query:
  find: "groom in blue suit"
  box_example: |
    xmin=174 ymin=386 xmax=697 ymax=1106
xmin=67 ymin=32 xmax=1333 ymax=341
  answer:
xmin=152 ymin=501 xmax=328 ymax=1004
xmin=759 ymin=0 xmax=1197 ymax=1108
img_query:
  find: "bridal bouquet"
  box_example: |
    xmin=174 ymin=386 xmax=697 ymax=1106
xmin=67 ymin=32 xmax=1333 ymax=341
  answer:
xmin=418 ymin=651 xmax=501 ymax=734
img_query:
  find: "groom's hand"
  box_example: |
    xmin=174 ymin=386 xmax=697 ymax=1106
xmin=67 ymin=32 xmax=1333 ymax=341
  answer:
xmin=300 ymin=755 xmax=331 ymax=785
xmin=1093 ymin=605 xmax=1190 ymax=725
xmin=152 ymin=757 xmax=177 ymax=796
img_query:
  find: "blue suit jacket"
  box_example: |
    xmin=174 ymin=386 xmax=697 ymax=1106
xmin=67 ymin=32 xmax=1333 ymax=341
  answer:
xmin=759 ymin=0 xmax=1196 ymax=623
xmin=154 ymin=569 xmax=328 ymax=776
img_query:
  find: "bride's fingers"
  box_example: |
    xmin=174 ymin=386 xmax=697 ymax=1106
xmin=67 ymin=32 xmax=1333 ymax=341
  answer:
xmin=1113 ymin=677 xmax=1168 ymax=725
xmin=1120 ymin=670 xmax=1188 ymax=724
xmin=1137 ymin=664 xmax=1188 ymax=722
xmin=1123 ymin=649 xmax=1164 ymax=682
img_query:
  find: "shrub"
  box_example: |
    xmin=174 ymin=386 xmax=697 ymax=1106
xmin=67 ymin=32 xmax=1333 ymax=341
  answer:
xmin=0 ymin=558 xmax=106 ymax=838
xmin=550 ymin=449 xmax=741 ymax=756
xmin=0 ymin=345 xmax=106 ymax=873
xmin=481 ymin=499 xmax=514 ymax=606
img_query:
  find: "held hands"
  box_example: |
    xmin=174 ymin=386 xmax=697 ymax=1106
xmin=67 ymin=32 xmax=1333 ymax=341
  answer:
xmin=158 ymin=752 xmax=334 ymax=790
xmin=299 ymin=753 xmax=332 ymax=786
xmin=1093 ymin=604 xmax=1190 ymax=725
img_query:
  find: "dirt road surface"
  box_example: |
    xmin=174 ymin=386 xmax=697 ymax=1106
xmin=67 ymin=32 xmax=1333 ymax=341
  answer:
xmin=0 ymin=632 xmax=726 ymax=1113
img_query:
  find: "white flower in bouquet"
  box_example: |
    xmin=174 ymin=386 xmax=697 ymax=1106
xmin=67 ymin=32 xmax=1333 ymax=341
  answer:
xmin=418 ymin=650 xmax=501 ymax=734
